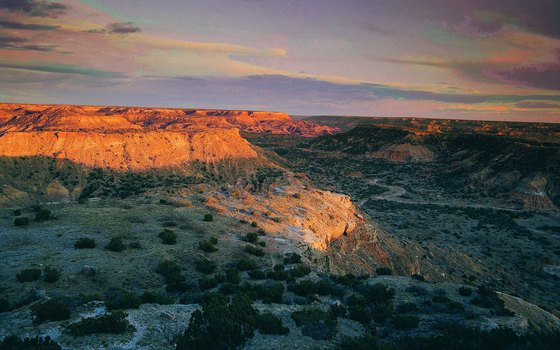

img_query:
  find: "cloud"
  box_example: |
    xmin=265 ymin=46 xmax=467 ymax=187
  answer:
xmin=0 ymin=60 xmax=123 ymax=77
xmin=493 ymin=61 xmax=560 ymax=91
xmin=515 ymin=101 xmax=560 ymax=109
xmin=0 ymin=0 xmax=67 ymax=17
xmin=0 ymin=19 xmax=59 ymax=30
xmin=0 ymin=34 xmax=56 ymax=51
xmin=86 ymin=22 xmax=141 ymax=35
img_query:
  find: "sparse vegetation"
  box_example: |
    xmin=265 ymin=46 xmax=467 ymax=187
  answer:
xmin=30 ymin=299 xmax=71 ymax=324
xmin=104 ymin=289 xmax=141 ymax=311
xmin=43 ymin=266 xmax=61 ymax=283
xmin=16 ymin=268 xmax=41 ymax=282
xmin=13 ymin=217 xmax=29 ymax=226
xmin=245 ymin=244 xmax=265 ymax=256
xmin=74 ymin=237 xmax=96 ymax=249
xmin=67 ymin=311 xmax=133 ymax=335
xmin=0 ymin=335 xmax=62 ymax=350
xmin=158 ymin=229 xmax=177 ymax=244
xmin=195 ymin=258 xmax=217 ymax=275
xmin=106 ymin=237 xmax=126 ymax=252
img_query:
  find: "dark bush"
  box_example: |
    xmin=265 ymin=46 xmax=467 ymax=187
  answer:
xmin=257 ymin=313 xmax=289 ymax=335
xmin=0 ymin=335 xmax=62 ymax=350
xmin=13 ymin=217 xmax=29 ymax=226
xmin=267 ymin=269 xmax=290 ymax=281
xmin=195 ymin=258 xmax=217 ymax=275
xmin=290 ymin=264 xmax=311 ymax=278
xmin=471 ymin=286 xmax=514 ymax=316
xmin=257 ymin=228 xmax=266 ymax=235
xmin=209 ymin=236 xmax=218 ymax=245
xmin=156 ymin=260 xmax=189 ymax=292
xmin=459 ymin=286 xmax=473 ymax=296
xmin=376 ymin=267 xmax=392 ymax=275
xmin=392 ymin=315 xmax=420 ymax=330
xmin=74 ymin=237 xmax=96 ymax=249
xmin=251 ymin=221 xmax=258 ymax=227
xmin=159 ymin=229 xmax=177 ymax=245
xmin=219 ymin=283 xmax=239 ymax=295
xmin=203 ymin=214 xmax=213 ymax=222
xmin=225 ymin=267 xmax=240 ymax=284
xmin=330 ymin=303 xmax=348 ymax=318
xmin=199 ymin=276 xmax=219 ymax=291
xmin=30 ymin=299 xmax=71 ymax=324
xmin=67 ymin=311 xmax=133 ymax=335
xmin=288 ymin=278 xmax=339 ymax=297
xmin=236 ymin=258 xmax=258 ymax=271
xmin=244 ymin=245 xmax=265 ymax=256
xmin=242 ymin=232 xmax=258 ymax=243
xmin=16 ymin=268 xmax=41 ymax=282
xmin=199 ymin=240 xmax=218 ymax=253
xmin=284 ymin=252 xmax=302 ymax=264
xmin=362 ymin=283 xmax=395 ymax=304
xmin=291 ymin=307 xmax=331 ymax=327
xmin=43 ymin=266 xmax=61 ymax=283
xmin=106 ymin=237 xmax=126 ymax=252
xmin=0 ymin=298 xmax=11 ymax=313
xmin=13 ymin=209 xmax=22 ymax=216
xmin=35 ymin=208 xmax=51 ymax=222
xmin=411 ymin=274 xmax=426 ymax=281
xmin=104 ymin=289 xmax=141 ymax=310
xmin=242 ymin=282 xmax=284 ymax=303
xmin=397 ymin=302 xmax=419 ymax=313
xmin=129 ymin=241 xmax=142 ymax=249
xmin=248 ymin=270 xmax=266 ymax=280
xmin=141 ymin=291 xmax=174 ymax=305
xmin=176 ymin=293 xmax=258 ymax=350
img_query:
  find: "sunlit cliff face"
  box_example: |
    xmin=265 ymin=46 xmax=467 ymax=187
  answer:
xmin=0 ymin=103 xmax=335 ymax=170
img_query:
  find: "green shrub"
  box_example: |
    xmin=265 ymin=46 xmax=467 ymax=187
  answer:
xmin=290 ymin=264 xmax=311 ymax=278
xmin=411 ymin=274 xmax=426 ymax=281
xmin=43 ymin=266 xmax=61 ymax=283
xmin=392 ymin=315 xmax=420 ymax=330
xmin=155 ymin=260 xmax=189 ymax=292
xmin=251 ymin=221 xmax=258 ymax=227
xmin=158 ymin=229 xmax=177 ymax=245
xmin=257 ymin=228 xmax=266 ymax=235
xmin=225 ymin=267 xmax=240 ymax=284
xmin=104 ymin=289 xmax=141 ymax=310
xmin=67 ymin=311 xmax=133 ymax=335
xmin=74 ymin=237 xmax=96 ymax=249
xmin=219 ymin=283 xmax=238 ymax=295
xmin=203 ymin=214 xmax=213 ymax=222
xmin=397 ymin=302 xmax=419 ymax=313
xmin=330 ymin=303 xmax=348 ymax=318
xmin=199 ymin=277 xmax=219 ymax=291
xmin=458 ymin=286 xmax=473 ymax=296
xmin=291 ymin=307 xmax=329 ymax=327
xmin=284 ymin=252 xmax=302 ymax=264
xmin=0 ymin=335 xmax=62 ymax=350
xmin=0 ymin=298 xmax=11 ymax=313
xmin=195 ymin=258 xmax=217 ymax=274
xmin=471 ymin=286 xmax=514 ymax=316
xmin=376 ymin=267 xmax=392 ymax=275
xmin=209 ymin=236 xmax=218 ymax=245
xmin=13 ymin=217 xmax=29 ymax=226
xmin=267 ymin=269 xmax=290 ymax=281
xmin=13 ymin=209 xmax=22 ymax=216
xmin=16 ymin=268 xmax=41 ymax=282
xmin=335 ymin=335 xmax=383 ymax=350
xmin=248 ymin=270 xmax=266 ymax=280
xmin=30 ymin=299 xmax=71 ymax=324
xmin=241 ymin=282 xmax=284 ymax=303
xmin=35 ymin=208 xmax=51 ymax=222
xmin=245 ymin=245 xmax=265 ymax=257
xmin=129 ymin=241 xmax=142 ymax=249
xmin=242 ymin=232 xmax=258 ymax=243
xmin=236 ymin=258 xmax=258 ymax=271
xmin=288 ymin=279 xmax=339 ymax=297
xmin=257 ymin=241 xmax=266 ymax=247
xmin=141 ymin=291 xmax=174 ymax=305
xmin=257 ymin=313 xmax=289 ymax=335
xmin=106 ymin=237 xmax=126 ymax=252
xmin=176 ymin=293 xmax=258 ymax=350
xmin=199 ymin=240 xmax=218 ymax=253
xmin=362 ymin=283 xmax=395 ymax=304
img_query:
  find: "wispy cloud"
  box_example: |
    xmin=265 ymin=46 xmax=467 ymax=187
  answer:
xmin=0 ymin=18 xmax=59 ymax=30
xmin=86 ymin=21 xmax=141 ymax=35
xmin=0 ymin=34 xmax=56 ymax=51
xmin=0 ymin=60 xmax=123 ymax=77
xmin=0 ymin=0 xmax=67 ymax=17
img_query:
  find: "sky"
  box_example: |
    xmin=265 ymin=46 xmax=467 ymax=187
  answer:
xmin=0 ymin=0 xmax=560 ymax=122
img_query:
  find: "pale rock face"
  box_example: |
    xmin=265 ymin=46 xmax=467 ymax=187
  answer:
xmin=0 ymin=129 xmax=258 ymax=171
xmin=206 ymin=184 xmax=362 ymax=250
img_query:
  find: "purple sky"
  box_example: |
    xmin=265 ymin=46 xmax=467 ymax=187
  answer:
xmin=1 ymin=0 xmax=559 ymax=121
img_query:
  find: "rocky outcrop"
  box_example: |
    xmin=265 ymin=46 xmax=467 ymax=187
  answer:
xmin=0 ymin=103 xmax=337 ymax=137
xmin=0 ymin=129 xmax=258 ymax=171
xmin=370 ymin=143 xmax=434 ymax=162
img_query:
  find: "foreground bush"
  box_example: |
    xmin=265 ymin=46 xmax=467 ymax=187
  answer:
xmin=203 ymin=214 xmax=214 ymax=222
xmin=35 ymin=208 xmax=51 ymax=222
xmin=16 ymin=268 xmax=41 ymax=282
xmin=43 ymin=266 xmax=61 ymax=283
xmin=0 ymin=335 xmax=62 ymax=350
xmin=195 ymin=258 xmax=217 ymax=275
xmin=74 ymin=237 xmax=96 ymax=249
xmin=236 ymin=258 xmax=258 ymax=271
xmin=392 ymin=315 xmax=420 ymax=330
xmin=30 ymin=299 xmax=71 ymax=324
xmin=13 ymin=217 xmax=29 ymax=226
xmin=67 ymin=311 xmax=133 ymax=335
xmin=199 ymin=240 xmax=218 ymax=253
xmin=106 ymin=237 xmax=126 ymax=252
xmin=257 ymin=313 xmax=289 ymax=335
xmin=176 ymin=293 xmax=258 ymax=350
xmin=156 ymin=260 xmax=189 ymax=292
xmin=159 ymin=229 xmax=177 ymax=245
xmin=245 ymin=245 xmax=265 ymax=257
xmin=104 ymin=289 xmax=141 ymax=310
